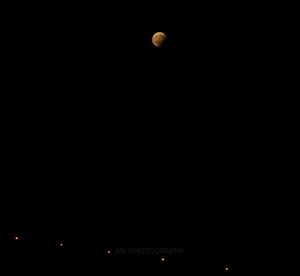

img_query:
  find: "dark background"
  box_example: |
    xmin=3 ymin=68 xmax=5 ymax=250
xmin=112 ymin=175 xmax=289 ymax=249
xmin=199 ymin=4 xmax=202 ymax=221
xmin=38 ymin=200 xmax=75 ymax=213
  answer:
xmin=1 ymin=1 xmax=274 ymax=275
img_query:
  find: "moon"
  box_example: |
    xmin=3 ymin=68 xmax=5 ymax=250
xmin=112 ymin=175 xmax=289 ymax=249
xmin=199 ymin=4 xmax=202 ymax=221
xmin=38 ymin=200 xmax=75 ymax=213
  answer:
xmin=152 ymin=32 xmax=167 ymax=47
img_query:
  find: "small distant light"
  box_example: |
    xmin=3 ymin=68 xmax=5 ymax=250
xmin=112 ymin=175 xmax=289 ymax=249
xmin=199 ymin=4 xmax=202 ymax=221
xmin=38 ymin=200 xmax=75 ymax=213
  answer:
xmin=59 ymin=242 xmax=64 ymax=247
xmin=161 ymin=257 xmax=165 ymax=262
xmin=225 ymin=266 xmax=230 ymax=271
xmin=107 ymin=250 xmax=111 ymax=254
xmin=14 ymin=236 xmax=19 ymax=241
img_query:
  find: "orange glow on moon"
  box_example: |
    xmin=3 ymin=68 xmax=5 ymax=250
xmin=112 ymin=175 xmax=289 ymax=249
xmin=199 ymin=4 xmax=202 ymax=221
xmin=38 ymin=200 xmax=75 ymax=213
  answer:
xmin=152 ymin=32 xmax=167 ymax=47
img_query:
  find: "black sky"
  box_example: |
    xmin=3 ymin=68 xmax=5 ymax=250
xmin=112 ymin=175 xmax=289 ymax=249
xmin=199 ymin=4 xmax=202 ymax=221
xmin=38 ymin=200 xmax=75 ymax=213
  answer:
xmin=1 ymin=1 xmax=272 ymax=275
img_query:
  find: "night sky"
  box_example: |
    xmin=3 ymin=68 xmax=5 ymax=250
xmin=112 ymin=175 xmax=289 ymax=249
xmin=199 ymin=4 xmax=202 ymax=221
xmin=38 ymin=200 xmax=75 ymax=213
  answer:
xmin=1 ymin=1 xmax=272 ymax=275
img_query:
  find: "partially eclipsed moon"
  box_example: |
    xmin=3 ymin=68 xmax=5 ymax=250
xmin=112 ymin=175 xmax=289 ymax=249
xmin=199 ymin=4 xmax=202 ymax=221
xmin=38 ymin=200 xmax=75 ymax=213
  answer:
xmin=152 ymin=32 xmax=167 ymax=47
